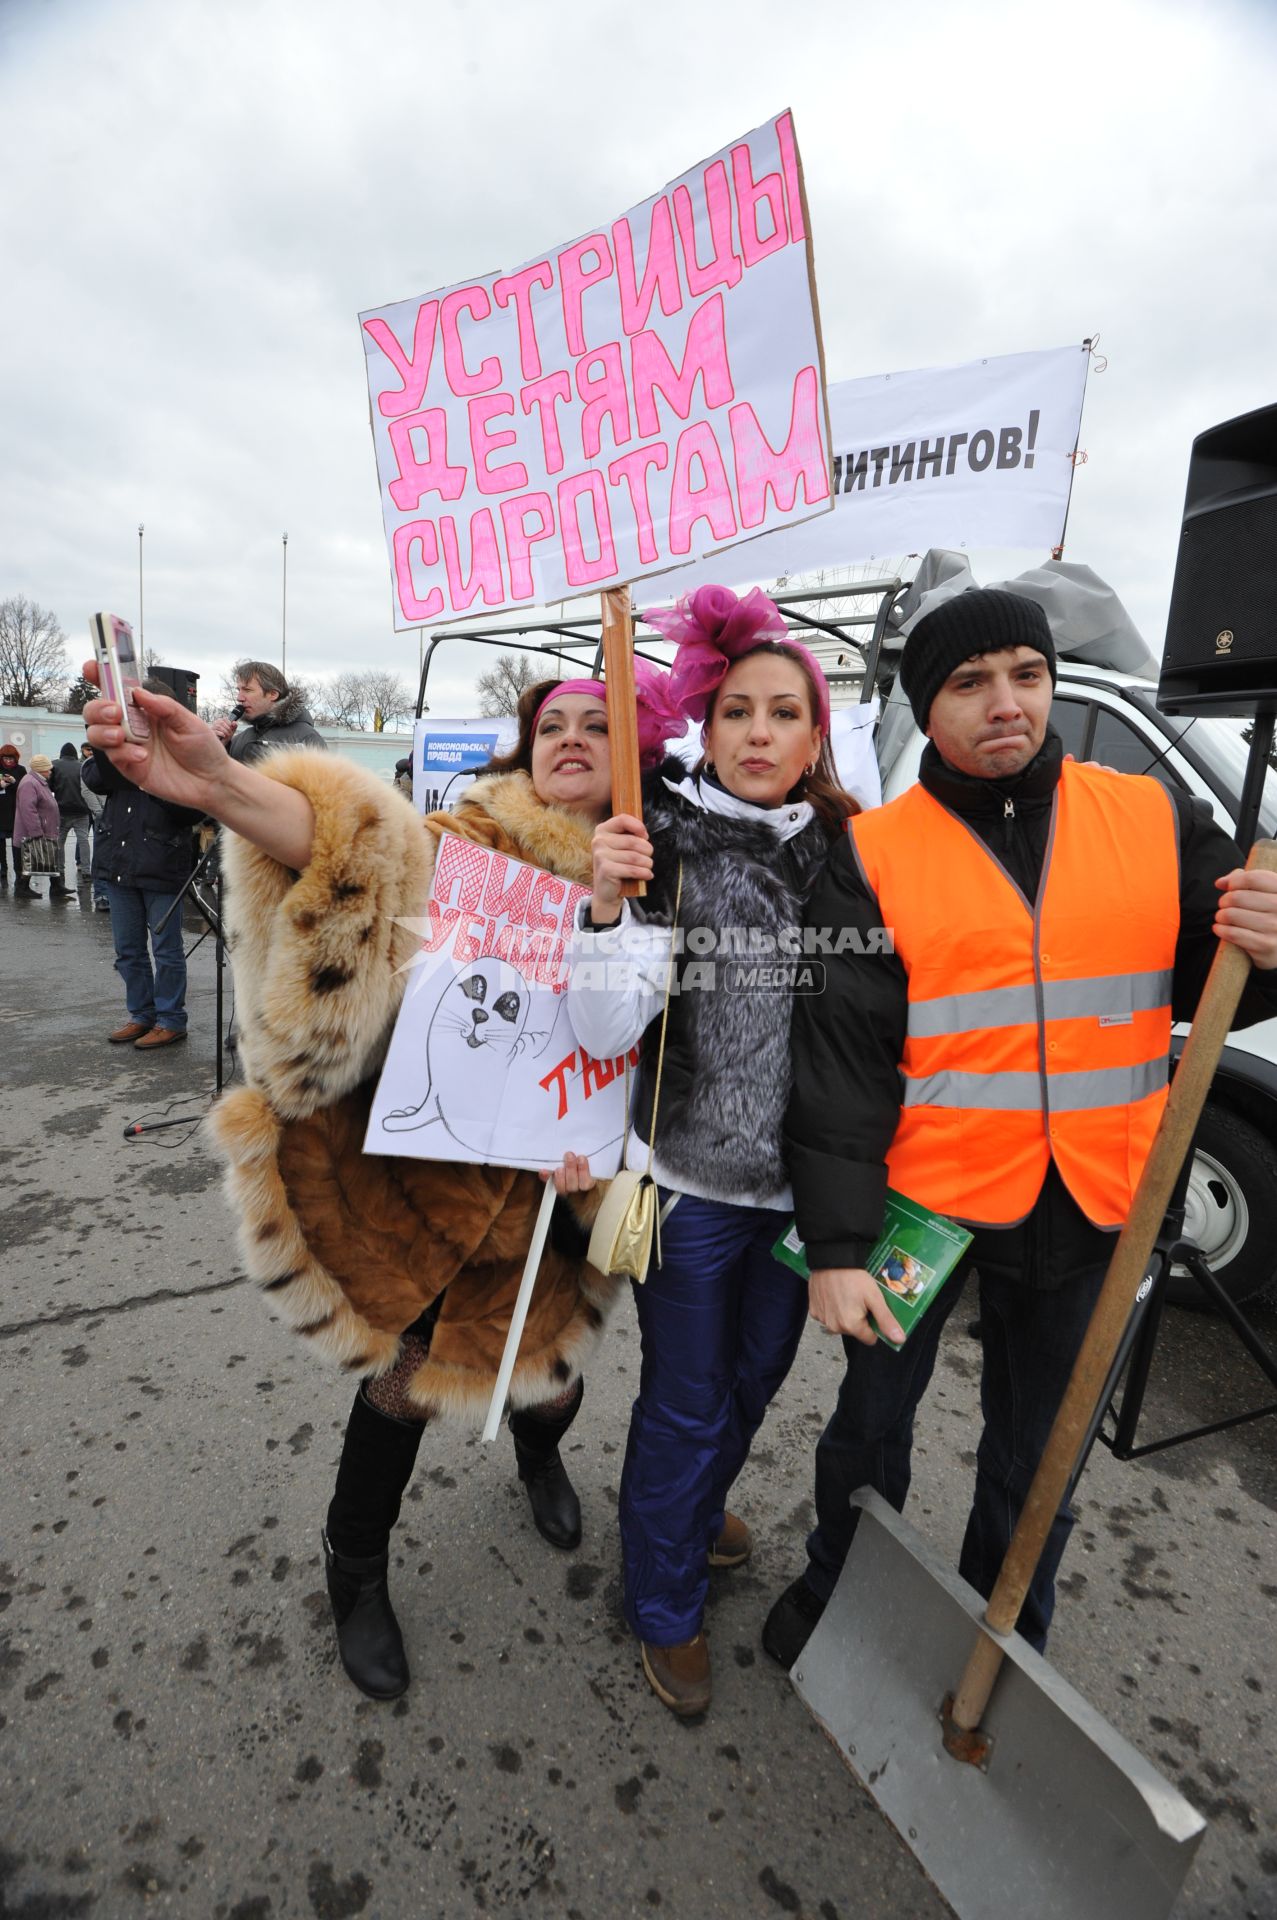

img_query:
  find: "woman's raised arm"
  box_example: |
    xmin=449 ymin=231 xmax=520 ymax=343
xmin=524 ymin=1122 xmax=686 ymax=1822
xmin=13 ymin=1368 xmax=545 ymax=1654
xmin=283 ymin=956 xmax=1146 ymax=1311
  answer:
xmin=82 ymin=663 xmax=315 ymax=870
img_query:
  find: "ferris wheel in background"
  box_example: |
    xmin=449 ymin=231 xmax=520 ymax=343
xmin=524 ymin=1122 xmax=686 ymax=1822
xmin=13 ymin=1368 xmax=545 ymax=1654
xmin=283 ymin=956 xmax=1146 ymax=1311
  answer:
xmin=768 ymin=558 xmax=912 ymax=704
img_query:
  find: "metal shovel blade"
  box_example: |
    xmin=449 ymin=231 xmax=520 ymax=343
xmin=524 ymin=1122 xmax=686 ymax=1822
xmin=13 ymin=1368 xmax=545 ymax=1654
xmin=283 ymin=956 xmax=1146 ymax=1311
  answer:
xmin=791 ymin=1493 xmax=1205 ymax=1920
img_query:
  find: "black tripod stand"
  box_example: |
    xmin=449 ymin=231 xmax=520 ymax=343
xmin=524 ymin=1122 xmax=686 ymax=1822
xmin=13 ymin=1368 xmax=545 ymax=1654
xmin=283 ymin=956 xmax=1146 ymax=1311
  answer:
xmin=1087 ymin=712 xmax=1277 ymax=1463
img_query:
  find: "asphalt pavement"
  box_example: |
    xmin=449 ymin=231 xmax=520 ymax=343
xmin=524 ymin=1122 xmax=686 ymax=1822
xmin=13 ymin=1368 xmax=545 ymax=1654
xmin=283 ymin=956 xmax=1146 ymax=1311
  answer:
xmin=2 ymin=881 xmax=1275 ymax=1920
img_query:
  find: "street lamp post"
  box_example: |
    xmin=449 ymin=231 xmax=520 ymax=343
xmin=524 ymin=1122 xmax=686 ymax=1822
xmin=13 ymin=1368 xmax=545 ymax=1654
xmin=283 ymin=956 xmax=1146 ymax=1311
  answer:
xmin=281 ymin=532 xmax=288 ymax=677
xmin=138 ymin=524 xmax=145 ymax=655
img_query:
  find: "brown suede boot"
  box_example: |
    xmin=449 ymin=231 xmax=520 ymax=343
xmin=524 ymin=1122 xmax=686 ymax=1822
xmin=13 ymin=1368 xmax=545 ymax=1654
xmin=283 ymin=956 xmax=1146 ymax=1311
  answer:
xmin=134 ymin=1027 xmax=187 ymax=1049
xmin=640 ymin=1633 xmax=711 ymax=1718
xmin=708 ymin=1511 xmax=752 ymax=1568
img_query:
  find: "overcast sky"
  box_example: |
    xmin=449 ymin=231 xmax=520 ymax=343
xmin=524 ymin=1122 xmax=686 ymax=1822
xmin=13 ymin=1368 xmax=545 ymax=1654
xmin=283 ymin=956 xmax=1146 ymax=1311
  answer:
xmin=1 ymin=0 xmax=1273 ymax=717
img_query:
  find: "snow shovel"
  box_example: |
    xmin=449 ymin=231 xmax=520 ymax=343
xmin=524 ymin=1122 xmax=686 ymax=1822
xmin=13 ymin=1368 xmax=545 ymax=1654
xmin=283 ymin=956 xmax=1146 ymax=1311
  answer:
xmin=792 ymin=836 xmax=1277 ymax=1920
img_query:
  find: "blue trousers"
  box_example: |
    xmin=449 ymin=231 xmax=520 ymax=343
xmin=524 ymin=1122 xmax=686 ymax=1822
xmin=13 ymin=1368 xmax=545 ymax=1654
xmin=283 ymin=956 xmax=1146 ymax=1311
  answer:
xmin=105 ymin=883 xmax=188 ymax=1032
xmin=805 ymin=1258 xmax=1108 ymax=1652
xmin=619 ymin=1194 xmax=810 ymax=1646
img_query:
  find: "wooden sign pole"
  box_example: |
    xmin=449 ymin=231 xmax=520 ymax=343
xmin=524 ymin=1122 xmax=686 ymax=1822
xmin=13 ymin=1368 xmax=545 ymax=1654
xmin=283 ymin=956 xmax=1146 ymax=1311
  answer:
xmin=601 ymin=584 xmax=645 ymax=899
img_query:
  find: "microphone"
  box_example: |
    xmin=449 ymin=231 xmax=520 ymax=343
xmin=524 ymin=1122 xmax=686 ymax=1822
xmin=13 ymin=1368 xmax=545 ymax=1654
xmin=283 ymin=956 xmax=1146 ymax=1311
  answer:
xmin=229 ymin=703 xmax=245 ymax=721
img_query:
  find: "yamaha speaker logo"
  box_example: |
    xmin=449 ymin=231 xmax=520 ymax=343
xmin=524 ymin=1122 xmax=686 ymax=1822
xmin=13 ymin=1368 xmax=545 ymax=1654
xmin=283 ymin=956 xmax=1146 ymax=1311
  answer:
xmin=1216 ymin=629 xmax=1235 ymax=654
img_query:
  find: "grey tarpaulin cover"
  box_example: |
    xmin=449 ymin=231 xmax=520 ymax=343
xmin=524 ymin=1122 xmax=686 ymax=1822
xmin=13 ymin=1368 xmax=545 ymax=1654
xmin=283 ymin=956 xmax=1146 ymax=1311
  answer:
xmin=875 ymin=549 xmax=1159 ymax=783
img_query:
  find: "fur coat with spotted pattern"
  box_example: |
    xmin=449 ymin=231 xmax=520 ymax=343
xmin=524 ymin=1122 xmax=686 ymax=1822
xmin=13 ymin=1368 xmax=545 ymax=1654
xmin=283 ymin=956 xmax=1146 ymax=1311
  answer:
xmin=207 ymin=752 xmax=613 ymax=1423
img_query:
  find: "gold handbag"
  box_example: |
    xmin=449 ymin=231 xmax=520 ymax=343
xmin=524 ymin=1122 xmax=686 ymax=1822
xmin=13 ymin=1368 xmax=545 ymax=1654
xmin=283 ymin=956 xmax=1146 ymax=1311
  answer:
xmin=587 ymin=865 xmax=682 ymax=1285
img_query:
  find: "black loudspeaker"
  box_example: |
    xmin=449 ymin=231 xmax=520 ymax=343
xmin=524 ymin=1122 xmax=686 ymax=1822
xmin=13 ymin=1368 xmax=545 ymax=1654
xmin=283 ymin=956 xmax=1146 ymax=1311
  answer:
xmin=149 ymin=664 xmax=200 ymax=712
xmin=1158 ymin=402 xmax=1277 ymax=716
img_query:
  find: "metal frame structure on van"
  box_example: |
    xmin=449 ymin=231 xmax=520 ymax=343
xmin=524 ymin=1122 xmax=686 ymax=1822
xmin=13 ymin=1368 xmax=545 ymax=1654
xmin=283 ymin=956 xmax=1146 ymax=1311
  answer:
xmin=413 ymin=577 xmax=906 ymax=718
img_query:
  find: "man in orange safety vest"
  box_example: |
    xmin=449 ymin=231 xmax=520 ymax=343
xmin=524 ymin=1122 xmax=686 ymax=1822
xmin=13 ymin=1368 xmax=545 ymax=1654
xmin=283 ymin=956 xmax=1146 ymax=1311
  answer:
xmin=764 ymin=587 xmax=1277 ymax=1665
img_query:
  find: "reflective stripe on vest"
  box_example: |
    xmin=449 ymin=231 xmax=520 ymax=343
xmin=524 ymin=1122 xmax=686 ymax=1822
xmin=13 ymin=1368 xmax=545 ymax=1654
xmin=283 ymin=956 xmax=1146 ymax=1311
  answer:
xmin=850 ymin=764 xmax=1180 ymax=1229
xmin=906 ymin=968 xmax=1175 ymax=1039
xmin=900 ymin=1056 xmax=1169 ymax=1112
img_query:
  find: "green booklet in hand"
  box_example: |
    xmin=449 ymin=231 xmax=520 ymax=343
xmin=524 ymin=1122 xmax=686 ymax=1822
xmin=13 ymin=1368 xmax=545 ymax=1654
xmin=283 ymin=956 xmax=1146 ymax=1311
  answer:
xmin=773 ymin=1190 xmax=973 ymax=1347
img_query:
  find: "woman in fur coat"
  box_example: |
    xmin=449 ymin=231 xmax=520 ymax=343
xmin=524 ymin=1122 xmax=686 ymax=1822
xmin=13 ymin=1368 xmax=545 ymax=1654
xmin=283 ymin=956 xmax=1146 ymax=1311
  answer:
xmin=567 ymin=586 xmax=859 ymax=1719
xmin=82 ymin=667 xmax=641 ymax=1702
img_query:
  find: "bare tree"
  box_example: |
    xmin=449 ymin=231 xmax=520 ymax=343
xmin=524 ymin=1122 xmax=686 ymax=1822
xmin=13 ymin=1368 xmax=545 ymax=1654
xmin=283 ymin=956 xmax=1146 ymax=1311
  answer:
xmin=475 ymin=652 xmax=545 ymax=718
xmin=318 ymin=670 xmax=374 ymax=730
xmin=0 ymin=596 xmax=72 ymax=706
xmin=362 ymin=669 xmax=414 ymax=731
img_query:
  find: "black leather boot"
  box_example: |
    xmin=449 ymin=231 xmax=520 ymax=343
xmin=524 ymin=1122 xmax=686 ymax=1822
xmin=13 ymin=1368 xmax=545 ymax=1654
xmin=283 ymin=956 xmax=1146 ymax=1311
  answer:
xmin=510 ymin=1378 xmax=584 ymax=1551
xmin=322 ymin=1527 xmax=409 ymax=1700
xmin=324 ymin=1385 xmax=425 ymax=1699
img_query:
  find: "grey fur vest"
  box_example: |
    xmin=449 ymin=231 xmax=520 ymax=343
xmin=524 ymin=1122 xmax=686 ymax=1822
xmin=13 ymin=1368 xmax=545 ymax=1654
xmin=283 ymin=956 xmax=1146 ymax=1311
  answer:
xmin=633 ymin=764 xmax=834 ymax=1199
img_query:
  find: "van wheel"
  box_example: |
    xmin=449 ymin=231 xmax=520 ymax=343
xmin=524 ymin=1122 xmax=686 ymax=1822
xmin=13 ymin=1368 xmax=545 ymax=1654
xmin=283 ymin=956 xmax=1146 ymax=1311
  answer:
xmin=1168 ymin=1104 xmax=1277 ymax=1311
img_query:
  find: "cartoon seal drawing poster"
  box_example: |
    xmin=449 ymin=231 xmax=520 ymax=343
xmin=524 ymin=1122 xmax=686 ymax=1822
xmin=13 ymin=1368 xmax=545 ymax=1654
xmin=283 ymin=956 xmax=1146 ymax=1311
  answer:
xmin=366 ymin=832 xmax=635 ymax=1173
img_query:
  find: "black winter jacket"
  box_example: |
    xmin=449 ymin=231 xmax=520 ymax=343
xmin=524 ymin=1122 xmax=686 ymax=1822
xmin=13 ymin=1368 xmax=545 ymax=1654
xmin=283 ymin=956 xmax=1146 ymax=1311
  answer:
xmin=82 ymin=752 xmax=204 ymax=892
xmin=226 ymin=689 xmax=325 ymax=764
xmin=0 ymin=762 xmax=25 ymax=836
xmin=48 ymin=751 xmax=89 ymax=819
xmin=785 ymin=729 xmax=1277 ymax=1287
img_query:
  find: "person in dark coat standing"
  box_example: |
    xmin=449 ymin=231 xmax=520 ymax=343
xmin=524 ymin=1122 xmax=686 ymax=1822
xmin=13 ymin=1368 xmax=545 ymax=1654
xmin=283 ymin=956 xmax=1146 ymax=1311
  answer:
xmin=83 ymin=703 xmax=205 ymax=1048
xmin=211 ymin=661 xmax=325 ymax=764
xmin=13 ymin=753 xmax=69 ymax=898
xmin=49 ymin=741 xmax=92 ymax=888
xmin=0 ymin=742 xmax=26 ymax=888
xmin=79 ymin=742 xmax=110 ymax=909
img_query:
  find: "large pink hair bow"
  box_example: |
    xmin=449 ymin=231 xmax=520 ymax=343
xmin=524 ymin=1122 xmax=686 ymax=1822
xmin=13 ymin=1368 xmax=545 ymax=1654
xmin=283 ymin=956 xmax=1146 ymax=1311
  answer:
xmin=633 ymin=658 xmax=686 ymax=768
xmin=642 ymin=584 xmax=829 ymax=733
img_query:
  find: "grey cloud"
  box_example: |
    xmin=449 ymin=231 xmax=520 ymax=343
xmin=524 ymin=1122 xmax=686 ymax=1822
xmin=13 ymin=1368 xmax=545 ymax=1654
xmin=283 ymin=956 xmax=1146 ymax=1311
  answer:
xmin=0 ymin=0 xmax=1274 ymax=712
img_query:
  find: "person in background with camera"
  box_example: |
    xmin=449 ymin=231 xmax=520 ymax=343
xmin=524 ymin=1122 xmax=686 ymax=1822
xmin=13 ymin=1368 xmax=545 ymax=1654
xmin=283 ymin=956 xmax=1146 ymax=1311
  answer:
xmin=0 ymin=742 xmax=27 ymax=889
xmin=211 ymin=660 xmax=325 ymax=763
xmin=49 ymin=742 xmax=92 ymax=891
xmin=83 ymin=681 xmax=204 ymax=1048
xmin=79 ymin=742 xmax=110 ymax=911
xmin=12 ymin=752 xmax=66 ymax=898
xmin=567 ymin=585 xmax=861 ymax=1720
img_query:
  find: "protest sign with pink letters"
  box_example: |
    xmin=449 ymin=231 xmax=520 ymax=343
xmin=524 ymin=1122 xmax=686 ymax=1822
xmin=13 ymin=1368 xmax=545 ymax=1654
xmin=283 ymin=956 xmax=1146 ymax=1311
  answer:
xmin=360 ymin=111 xmax=832 ymax=629
xmin=366 ymin=834 xmax=635 ymax=1172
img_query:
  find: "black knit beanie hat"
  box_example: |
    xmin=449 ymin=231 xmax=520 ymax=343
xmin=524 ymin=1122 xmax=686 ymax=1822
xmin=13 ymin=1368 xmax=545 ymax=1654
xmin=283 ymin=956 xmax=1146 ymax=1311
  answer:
xmin=899 ymin=589 xmax=1057 ymax=730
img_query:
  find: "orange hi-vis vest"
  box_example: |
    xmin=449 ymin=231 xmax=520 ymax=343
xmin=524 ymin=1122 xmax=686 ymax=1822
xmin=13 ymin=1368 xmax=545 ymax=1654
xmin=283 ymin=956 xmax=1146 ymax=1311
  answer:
xmin=849 ymin=763 xmax=1180 ymax=1230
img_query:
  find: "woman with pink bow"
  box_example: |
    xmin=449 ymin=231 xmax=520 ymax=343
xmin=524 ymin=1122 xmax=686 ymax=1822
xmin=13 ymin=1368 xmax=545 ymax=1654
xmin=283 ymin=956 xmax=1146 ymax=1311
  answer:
xmin=567 ymin=585 xmax=860 ymax=1718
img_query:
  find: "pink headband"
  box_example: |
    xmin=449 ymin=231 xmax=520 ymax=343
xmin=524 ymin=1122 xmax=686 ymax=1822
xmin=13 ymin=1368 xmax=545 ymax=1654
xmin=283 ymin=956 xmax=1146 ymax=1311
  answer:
xmin=533 ymin=679 xmax=606 ymax=729
xmin=533 ymin=670 xmax=684 ymax=771
xmin=642 ymin=584 xmax=831 ymax=735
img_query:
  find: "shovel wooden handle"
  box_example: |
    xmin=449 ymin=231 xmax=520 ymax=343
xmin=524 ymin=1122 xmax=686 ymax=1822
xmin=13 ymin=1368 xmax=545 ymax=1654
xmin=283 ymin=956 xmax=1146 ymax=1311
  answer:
xmin=949 ymin=838 xmax=1277 ymax=1737
xmin=601 ymin=584 xmax=645 ymax=899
